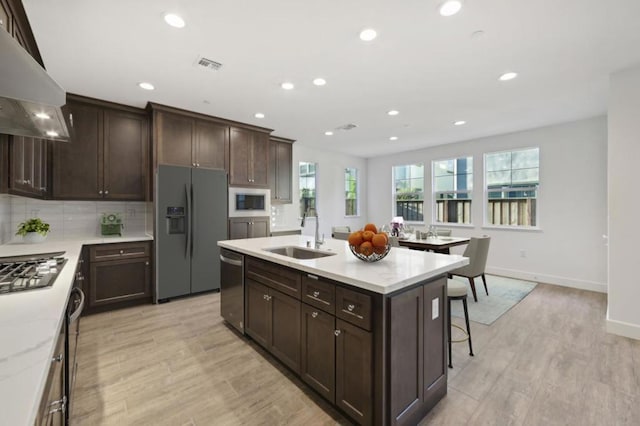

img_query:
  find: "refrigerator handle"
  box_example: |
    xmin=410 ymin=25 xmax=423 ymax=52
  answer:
xmin=185 ymin=183 xmax=191 ymax=259
xmin=191 ymin=183 xmax=195 ymax=257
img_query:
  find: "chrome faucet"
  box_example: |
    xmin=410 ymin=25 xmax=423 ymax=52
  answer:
xmin=301 ymin=208 xmax=323 ymax=248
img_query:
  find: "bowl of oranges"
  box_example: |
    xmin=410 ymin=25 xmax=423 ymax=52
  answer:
xmin=347 ymin=223 xmax=391 ymax=262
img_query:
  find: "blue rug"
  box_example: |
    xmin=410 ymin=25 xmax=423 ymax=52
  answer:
xmin=449 ymin=275 xmax=537 ymax=325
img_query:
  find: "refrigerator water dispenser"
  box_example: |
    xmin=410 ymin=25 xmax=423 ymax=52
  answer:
xmin=166 ymin=206 xmax=185 ymax=234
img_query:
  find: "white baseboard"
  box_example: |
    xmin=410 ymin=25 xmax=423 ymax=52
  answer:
xmin=606 ymin=308 xmax=640 ymax=340
xmin=486 ymin=266 xmax=608 ymax=293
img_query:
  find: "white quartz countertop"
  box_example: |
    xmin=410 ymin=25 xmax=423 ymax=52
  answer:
xmin=218 ymin=235 xmax=468 ymax=295
xmin=0 ymin=234 xmax=153 ymax=426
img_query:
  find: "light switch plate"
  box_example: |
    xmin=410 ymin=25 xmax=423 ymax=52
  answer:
xmin=432 ymin=298 xmax=439 ymax=320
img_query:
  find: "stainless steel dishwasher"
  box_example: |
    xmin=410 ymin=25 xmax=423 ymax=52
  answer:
xmin=220 ymin=248 xmax=244 ymax=333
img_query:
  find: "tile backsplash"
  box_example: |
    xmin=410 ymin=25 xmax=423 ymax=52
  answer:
xmin=0 ymin=195 xmax=148 ymax=243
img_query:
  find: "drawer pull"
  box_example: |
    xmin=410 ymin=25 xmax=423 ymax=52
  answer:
xmin=313 ymin=291 xmax=320 ymax=298
xmin=52 ymin=354 xmax=63 ymax=363
xmin=311 ymin=311 xmax=318 ymax=318
xmin=119 ymin=250 xmax=124 ymax=254
xmin=347 ymin=304 xmax=355 ymax=312
xmin=342 ymin=308 xmax=364 ymax=320
xmin=307 ymin=274 xmax=319 ymax=280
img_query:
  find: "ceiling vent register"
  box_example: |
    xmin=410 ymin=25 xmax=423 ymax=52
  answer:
xmin=195 ymin=56 xmax=223 ymax=71
xmin=336 ymin=123 xmax=358 ymax=131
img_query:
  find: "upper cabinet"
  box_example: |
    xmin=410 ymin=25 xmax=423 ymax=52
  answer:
xmin=52 ymin=95 xmax=149 ymax=200
xmin=9 ymin=136 xmax=51 ymax=198
xmin=1 ymin=0 xmax=44 ymax=65
xmin=153 ymin=106 xmax=229 ymax=170
xmin=229 ymin=127 xmax=269 ymax=187
xmin=268 ymin=136 xmax=294 ymax=204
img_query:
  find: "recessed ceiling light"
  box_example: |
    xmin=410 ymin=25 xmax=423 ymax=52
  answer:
xmin=281 ymin=82 xmax=294 ymax=90
xmin=164 ymin=13 xmax=185 ymax=28
xmin=389 ymin=136 xmax=398 ymax=141
xmin=324 ymin=131 xmax=334 ymax=136
xmin=359 ymin=28 xmax=377 ymax=41
xmin=453 ymin=120 xmax=466 ymax=126
xmin=439 ymin=1 xmax=463 ymax=17
xmin=46 ymin=130 xmax=59 ymax=138
xmin=313 ymin=78 xmax=326 ymax=86
xmin=254 ymin=113 xmax=265 ymax=119
xmin=138 ymin=82 xmax=155 ymax=90
xmin=387 ymin=110 xmax=399 ymax=116
xmin=35 ymin=112 xmax=50 ymax=120
xmin=499 ymin=72 xmax=518 ymax=81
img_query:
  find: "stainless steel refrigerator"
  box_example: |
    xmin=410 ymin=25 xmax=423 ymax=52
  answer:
xmin=156 ymin=165 xmax=228 ymax=301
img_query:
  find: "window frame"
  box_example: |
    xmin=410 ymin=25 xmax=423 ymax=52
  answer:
xmin=344 ymin=167 xmax=359 ymax=217
xmin=299 ymin=161 xmax=318 ymax=218
xmin=483 ymin=147 xmax=541 ymax=229
xmin=432 ymin=155 xmax=474 ymax=226
xmin=392 ymin=163 xmax=425 ymax=224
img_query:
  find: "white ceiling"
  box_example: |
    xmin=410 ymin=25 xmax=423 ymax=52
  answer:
xmin=22 ymin=0 xmax=640 ymax=157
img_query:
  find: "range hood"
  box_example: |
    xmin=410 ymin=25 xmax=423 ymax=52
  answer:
xmin=0 ymin=27 xmax=70 ymax=141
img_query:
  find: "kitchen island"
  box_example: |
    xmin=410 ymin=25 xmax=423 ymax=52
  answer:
xmin=218 ymin=235 xmax=468 ymax=426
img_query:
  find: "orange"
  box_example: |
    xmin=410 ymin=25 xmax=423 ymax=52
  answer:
xmin=362 ymin=230 xmax=375 ymax=242
xmin=373 ymin=245 xmax=387 ymax=255
xmin=371 ymin=233 xmax=388 ymax=248
xmin=348 ymin=231 xmax=364 ymax=247
xmin=360 ymin=241 xmax=374 ymax=256
xmin=364 ymin=223 xmax=378 ymax=233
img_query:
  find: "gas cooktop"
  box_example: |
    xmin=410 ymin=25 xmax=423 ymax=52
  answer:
xmin=0 ymin=252 xmax=67 ymax=294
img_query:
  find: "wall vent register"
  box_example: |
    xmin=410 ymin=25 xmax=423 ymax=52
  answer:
xmin=0 ymin=252 xmax=67 ymax=294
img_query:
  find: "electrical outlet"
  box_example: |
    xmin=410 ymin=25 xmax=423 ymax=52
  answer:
xmin=520 ymin=249 xmax=527 ymax=258
xmin=127 ymin=209 xmax=135 ymax=218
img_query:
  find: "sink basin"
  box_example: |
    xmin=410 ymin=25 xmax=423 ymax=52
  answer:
xmin=263 ymin=246 xmax=336 ymax=260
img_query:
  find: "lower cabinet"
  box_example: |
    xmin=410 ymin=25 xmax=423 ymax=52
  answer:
xmin=229 ymin=216 xmax=269 ymax=239
xmin=35 ymin=318 xmax=66 ymax=425
xmin=245 ymin=279 xmax=301 ymax=373
xmin=85 ymin=241 xmax=152 ymax=312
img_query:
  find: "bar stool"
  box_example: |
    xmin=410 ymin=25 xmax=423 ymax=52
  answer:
xmin=447 ymin=280 xmax=474 ymax=368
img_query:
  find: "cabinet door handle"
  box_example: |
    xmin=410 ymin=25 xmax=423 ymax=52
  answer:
xmin=99 ymin=190 xmax=103 ymax=195
xmin=119 ymin=250 xmax=124 ymax=254
xmin=105 ymin=190 xmax=109 ymax=195
xmin=196 ymin=163 xmax=200 ymax=167
xmin=52 ymin=353 xmax=63 ymax=363
xmin=145 ymin=261 xmax=150 ymax=266
xmin=347 ymin=304 xmax=355 ymax=312
xmin=311 ymin=312 xmax=318 ymax=318
xmin=40 ymin=187 xmax=47 ymax=191
xmin=334 ymin=329 xmax=341 ymax=336
xmin=313 ymin=291 xmax=320 ymax=298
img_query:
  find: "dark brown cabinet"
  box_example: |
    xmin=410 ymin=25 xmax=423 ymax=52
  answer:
xmin=53 ymin=96 xmax=148 ymax=200
xmin=228 ymin=216 xmax=269 ymax=239
xmin=86 ymin=242 xmax=152 ymax=311
xmin=245 ymin=279 xmax=301 ymax=373
xmin=268 ymin=136 xmax=294 ymax=203
xmin=229 ymin=127 xmax=269 ymax=187
xmin=301 ymin=304 xmax=336 ymax=402
xmin=154 ymin=108 xmax=229 ymax=170
xmin=9 ymin=136 xmax=50 ymax=197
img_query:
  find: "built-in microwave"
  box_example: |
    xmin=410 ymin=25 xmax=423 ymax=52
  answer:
xmin=228 ymin=187 xmax=271 ymax=217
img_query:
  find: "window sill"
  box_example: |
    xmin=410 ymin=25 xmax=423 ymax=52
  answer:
xmin=433 ymin=223 xmax=475 ymax=229
xmin=481 ymin=224 xmax=543 ymax=232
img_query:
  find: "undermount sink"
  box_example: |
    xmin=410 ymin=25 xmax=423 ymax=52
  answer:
xmin=263 ymin=246 xmax=336 ymax=260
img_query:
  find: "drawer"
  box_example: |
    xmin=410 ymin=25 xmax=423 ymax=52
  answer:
xmin=246 ymin=257 xmax=301 ymax=299
xmin=90 ymin=241 xmax=150 ymax=262
xmin=335 ymin=286 xmax=372 ymax=331
xmin=301 ymin=273 xmax=335 ymax=314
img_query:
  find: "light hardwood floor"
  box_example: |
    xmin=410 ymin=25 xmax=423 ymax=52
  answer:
xmin=71 ymin=284 xmax=640 ymax=425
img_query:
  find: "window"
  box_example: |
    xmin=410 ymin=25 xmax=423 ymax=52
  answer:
xmin=299 ymin=162 xmax=317 ymax=217
xmin=345 ymin=167 xmax=359 ymax=216
xmin=393 ymin=164 xmax=424 ymax=222
xmin=433 ymin=156 xmax=473 ymax=224
xmin=485 ymin=147 xmax=539 ymax=227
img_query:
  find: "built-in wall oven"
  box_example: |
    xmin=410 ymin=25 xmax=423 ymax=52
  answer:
xmin=228 ymin=187 xmax=270 ymax=217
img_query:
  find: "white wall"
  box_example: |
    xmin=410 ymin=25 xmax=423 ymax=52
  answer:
xmin=367 ymin=117 xmax=608 ymax=292
xmin=272 ymin=143 xmax=368 ymax=239
xmin=607 ymin=65 xmax=640 ymax=339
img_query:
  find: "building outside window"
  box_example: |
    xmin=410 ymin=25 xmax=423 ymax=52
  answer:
xmin=393 ymin=164 xmax=424 ymax=222
xmin=433 ymin=156 xmax=473 ymax=224
xmin=345 ymin=167 xmax=358 ymax=216
xmin=485 ymin=147 xmax=539 ymax=227
xmin=299 ymin=162 xmax=317 ymax=217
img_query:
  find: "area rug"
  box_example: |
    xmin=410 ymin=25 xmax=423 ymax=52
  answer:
xmin=449 ymin=275 xmax=537 ymax=325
